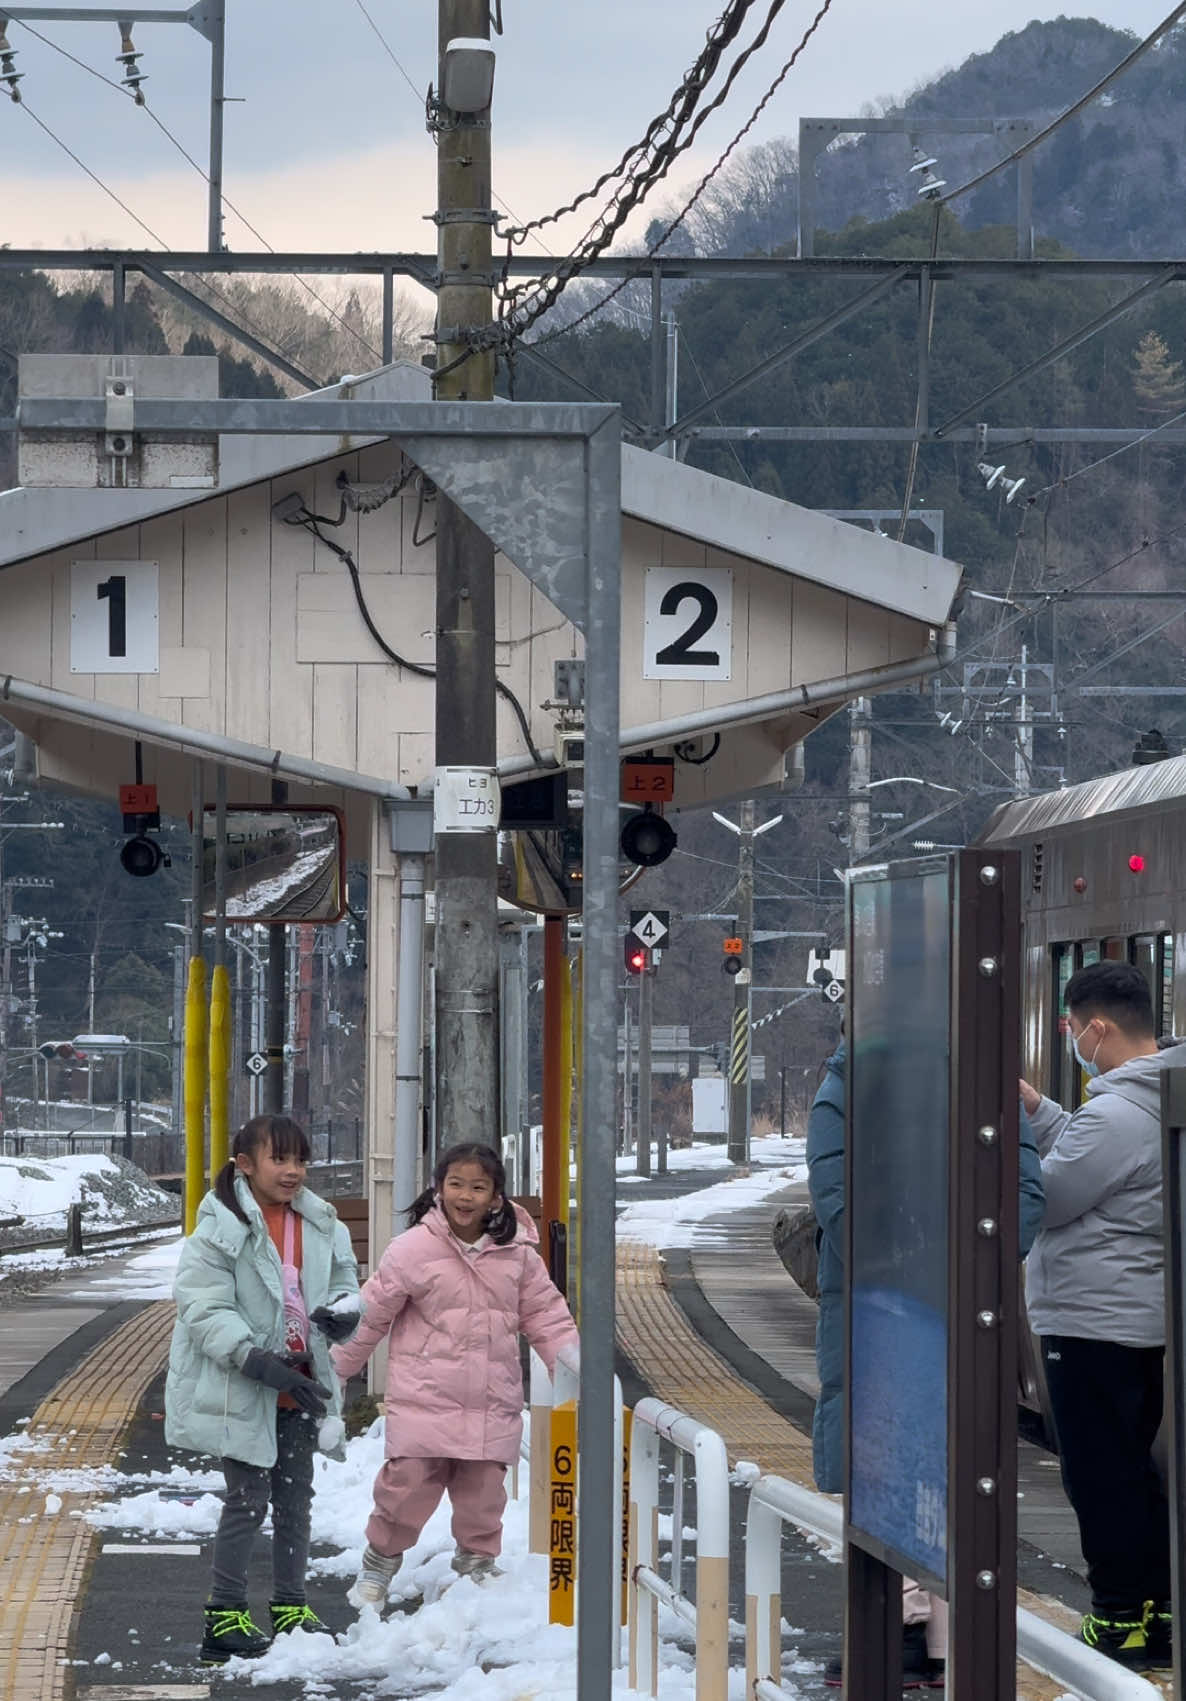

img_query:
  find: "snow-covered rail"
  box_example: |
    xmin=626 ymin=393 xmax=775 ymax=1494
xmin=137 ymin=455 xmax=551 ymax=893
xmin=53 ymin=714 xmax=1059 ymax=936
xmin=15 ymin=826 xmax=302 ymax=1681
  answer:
xmin=628 ymin=1397 xmax=731 ymax=1701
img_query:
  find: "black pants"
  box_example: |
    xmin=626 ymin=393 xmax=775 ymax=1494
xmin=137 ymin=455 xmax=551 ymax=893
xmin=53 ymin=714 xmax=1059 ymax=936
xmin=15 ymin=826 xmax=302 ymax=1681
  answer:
xmin=209 ymin=1408 xmax=318 ymax=1606
xmin=1040 ymin=1335 xmax=1170 ymax=1615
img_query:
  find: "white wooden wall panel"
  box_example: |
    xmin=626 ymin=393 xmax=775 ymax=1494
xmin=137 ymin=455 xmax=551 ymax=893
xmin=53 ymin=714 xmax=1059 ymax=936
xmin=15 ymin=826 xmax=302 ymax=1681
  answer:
xmin=267 ymin=479 xmax=316 ymax=759
xmin=180 ymin=503 xmax=227 ymax=734
xmin=312 ymin=662 xmax=359 ymax=771
xmin=224 ymin=486 xmax=272 ymax=741
xmin=137 ymin=513 xmax=186 ymax=720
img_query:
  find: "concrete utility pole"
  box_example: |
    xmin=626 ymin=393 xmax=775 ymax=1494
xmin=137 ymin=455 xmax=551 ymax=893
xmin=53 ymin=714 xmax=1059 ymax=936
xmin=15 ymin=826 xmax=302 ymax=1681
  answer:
xmin=728 ymin=799 xmax=756 ymax=1165
xmin=265 ymin=779 xmax=288 ymax=1115
xmin=849 ymin=696 xmax=873 ymax=860
xmin=433 ymin=0 xmax=500 ymax=1151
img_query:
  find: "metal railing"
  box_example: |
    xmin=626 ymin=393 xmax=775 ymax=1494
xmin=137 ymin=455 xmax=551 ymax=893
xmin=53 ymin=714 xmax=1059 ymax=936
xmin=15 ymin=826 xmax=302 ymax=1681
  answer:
xmin=628 ymin=1397 xmax=731 ymax=1701
xmin=741 ymin=1470 xmax=1162 ymax=1701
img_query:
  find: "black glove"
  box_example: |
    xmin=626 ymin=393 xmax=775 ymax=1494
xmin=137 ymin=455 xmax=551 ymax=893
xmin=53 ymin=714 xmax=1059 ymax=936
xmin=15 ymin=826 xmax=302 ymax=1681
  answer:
xmin=309 ymin=1304 xmax=360 ymax=1344
xmin=240 ymin=1348 xmax=331 ymax=1416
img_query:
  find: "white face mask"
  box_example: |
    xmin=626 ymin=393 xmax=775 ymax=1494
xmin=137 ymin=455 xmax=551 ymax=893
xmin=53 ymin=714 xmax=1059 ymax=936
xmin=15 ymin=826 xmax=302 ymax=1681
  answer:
xmin=1072 ymin=1022 xmax=1103 ymax=1078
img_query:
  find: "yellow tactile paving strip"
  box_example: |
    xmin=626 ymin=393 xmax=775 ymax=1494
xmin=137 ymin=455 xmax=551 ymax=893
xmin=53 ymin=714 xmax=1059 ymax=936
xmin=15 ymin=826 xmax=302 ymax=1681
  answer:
xmin=0 ymin=1301 xmax=175 ymax=1701
xmin=615 ymin=1240 xmax=1087 ymax=1701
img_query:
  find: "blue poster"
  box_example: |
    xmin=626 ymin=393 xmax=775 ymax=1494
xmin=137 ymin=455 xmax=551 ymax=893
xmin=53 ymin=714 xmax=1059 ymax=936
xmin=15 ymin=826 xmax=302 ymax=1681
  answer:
xmin=848 ymin=867 xmax=950 ymax=1585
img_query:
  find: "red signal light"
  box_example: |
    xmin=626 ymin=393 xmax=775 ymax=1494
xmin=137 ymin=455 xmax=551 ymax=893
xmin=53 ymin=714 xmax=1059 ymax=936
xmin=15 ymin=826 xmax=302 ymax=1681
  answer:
xmin=1129 ymin=854 xmax=1146 ymax=873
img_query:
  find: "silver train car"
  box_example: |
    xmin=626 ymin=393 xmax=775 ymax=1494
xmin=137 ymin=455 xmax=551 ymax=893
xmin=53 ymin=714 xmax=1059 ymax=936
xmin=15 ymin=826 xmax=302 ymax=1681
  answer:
xmin=977 ymin=758 xmax=1186 ymax=1446
xmin=978 ymin=755 xmax=1186 ymax=1104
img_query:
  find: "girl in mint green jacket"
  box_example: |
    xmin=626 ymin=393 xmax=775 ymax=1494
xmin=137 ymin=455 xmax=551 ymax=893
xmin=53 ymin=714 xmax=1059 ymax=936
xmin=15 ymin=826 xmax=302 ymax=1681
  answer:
xmin=165 ymin=1115 xmax=359 ymax=1665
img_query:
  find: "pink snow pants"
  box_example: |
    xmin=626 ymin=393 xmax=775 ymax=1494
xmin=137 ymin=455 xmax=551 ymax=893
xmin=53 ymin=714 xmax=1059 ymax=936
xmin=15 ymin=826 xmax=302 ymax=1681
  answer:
xmin=366 ymin=1457 xmax=508 ymax=1558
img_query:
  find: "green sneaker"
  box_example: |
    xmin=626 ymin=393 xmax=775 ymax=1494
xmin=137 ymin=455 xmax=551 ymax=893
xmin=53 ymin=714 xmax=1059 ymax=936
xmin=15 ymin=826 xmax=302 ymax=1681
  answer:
xmin=269 ymin=1602 xmax=332 ymax=1637
xmin=200 ymin=1605 xmax=271 ymax=1664
xmin=1142 ymin=1602 xmax=1173 ymax=1669
xmin=1079 ymin=1611 xmax=1148 ymax=1667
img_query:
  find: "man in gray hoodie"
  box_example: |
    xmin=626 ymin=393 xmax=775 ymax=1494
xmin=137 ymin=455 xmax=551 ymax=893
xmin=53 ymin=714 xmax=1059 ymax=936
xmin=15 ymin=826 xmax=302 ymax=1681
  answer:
xmin=1021 ymin=959 xmax=1176 ymax=1670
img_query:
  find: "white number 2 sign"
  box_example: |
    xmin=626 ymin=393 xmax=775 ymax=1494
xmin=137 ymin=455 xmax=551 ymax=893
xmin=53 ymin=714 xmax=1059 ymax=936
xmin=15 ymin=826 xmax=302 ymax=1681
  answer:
xmin=70 ymin=560 xmax=159 ymax=675
xmin=643 ymin=566 xmax=733 ymax=682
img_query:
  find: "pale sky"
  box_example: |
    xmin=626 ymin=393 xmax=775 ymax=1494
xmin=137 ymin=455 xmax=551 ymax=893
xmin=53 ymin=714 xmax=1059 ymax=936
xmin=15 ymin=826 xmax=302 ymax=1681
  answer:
xmin=0 ymin=0 xmax=1173 ymax=284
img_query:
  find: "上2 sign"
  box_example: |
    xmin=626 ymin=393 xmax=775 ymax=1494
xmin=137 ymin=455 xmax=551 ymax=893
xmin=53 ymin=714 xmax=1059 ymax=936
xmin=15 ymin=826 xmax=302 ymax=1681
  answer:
xmin=71 ymin=561 xmax=159 ymax=675
xmin=643 ymin=566 xmax=733 ymax=682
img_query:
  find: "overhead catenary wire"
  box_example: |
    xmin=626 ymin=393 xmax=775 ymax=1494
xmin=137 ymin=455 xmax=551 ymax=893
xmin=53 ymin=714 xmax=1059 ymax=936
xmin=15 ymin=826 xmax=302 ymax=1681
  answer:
xmin=8 ymin=14 xmax=382 ymax=364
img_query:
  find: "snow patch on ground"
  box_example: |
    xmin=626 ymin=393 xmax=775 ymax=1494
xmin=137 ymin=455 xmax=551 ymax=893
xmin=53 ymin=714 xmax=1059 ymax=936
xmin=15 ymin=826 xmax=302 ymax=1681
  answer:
xmin=616 ymin=1135 xmax=806 ymax=1249
xmin=0 ymin=1152 xmax=177 ymax=1231
xmin=61 ymin=1419 xmax=775 ymax=1698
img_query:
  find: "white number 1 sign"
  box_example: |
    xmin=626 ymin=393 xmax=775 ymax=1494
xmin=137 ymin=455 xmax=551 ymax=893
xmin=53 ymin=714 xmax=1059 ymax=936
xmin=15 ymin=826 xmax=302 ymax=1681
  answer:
xmin=70 ymin=560 xmax=159 ymax=675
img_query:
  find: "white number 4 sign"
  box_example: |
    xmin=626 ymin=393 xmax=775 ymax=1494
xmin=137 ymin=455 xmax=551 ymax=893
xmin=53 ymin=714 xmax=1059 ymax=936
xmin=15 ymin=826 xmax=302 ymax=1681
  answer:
xmin=70 ymin=560 xmax=159 ymax=675
xmin=643 ymin=566 xmax=732 ymax=682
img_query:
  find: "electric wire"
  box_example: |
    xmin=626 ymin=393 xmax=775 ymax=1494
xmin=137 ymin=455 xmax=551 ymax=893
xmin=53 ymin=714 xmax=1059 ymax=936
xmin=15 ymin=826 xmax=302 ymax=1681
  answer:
xmin=9 ymin=14 xmax=383 ymax=363
xmin=938 ymin=2 xmax=1186 ymax=214
xmin=1030 ymin=401 xmax=1186 ymax=500
xmin=498 ymin=0 xmax=769 ymax=248
xmin=508 ymin=0 xmax=837 ymax=359
xmin=288 ymin=508 xmax=544 ymax=767
xmin=351 ymin=0 xmax=423 ymax=104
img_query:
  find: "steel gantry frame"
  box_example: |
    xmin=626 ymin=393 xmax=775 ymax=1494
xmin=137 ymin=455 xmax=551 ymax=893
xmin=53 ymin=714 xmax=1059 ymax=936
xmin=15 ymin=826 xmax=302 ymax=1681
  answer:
xmin=3 ymin=249 xmax=1186 ymax=453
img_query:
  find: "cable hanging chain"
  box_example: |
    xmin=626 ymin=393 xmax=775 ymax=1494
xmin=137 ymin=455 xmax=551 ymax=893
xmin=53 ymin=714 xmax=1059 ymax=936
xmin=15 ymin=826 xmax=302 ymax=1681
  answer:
xmin=524 ymin=0 xmax=836 ymax=353
xmin=442 ymin=0 xmax=835 ymax=373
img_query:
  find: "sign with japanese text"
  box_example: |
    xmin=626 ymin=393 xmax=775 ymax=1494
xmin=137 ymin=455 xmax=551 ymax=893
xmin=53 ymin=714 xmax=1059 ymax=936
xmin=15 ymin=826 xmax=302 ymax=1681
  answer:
xmin=548 ymin=1401 xmax=577 ymax=1624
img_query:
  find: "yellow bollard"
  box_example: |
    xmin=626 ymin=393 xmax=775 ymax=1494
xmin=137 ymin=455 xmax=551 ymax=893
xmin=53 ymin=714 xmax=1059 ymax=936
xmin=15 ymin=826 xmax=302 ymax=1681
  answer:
xmin=208 ymin=961 xmax=231 ymax=1187
xmin=183 ymin=956 xmax=208 ymax=1235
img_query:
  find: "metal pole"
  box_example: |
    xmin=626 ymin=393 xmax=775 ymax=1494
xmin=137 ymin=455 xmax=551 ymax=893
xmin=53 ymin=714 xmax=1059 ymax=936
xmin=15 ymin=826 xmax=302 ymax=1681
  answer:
xmin=184 ymin=763 xmax=207 ymax=1233
xmin=112 ymin=258 xmax=125 ymax=355
xmin=849 ymin=696 xmax=872 ymax=859
xmin=172 ymin=942 xmax=184 ymax=1149
xmin=638 ymin=961 xmax=653 ymax=1175
xmin=622 ymin=988 xmax=632 ymax=1156
xmin=728 ymin=799 xmax=755 ymax=1165
xmin=542 ymin=914 xmax=567 ymax=1228
xmin=266 ymin=779 xmax=288 ymax=1113
xmin=576 ymin=410 xmax=622 ymax=1701
xmin=206 ymin=0 xmax=226 ymax=252
xmin=433 ymin=0 xmax=499 ymax=1156
xmin=634 ymin=969 xmax=650 ymax=1179
xmin=663 ymin=311 xmax=678 ymax=461
xmin=394 ymin=852 xmax=426 ymax=1234
xmin=649 ymin=264 xmax=665 ymax=443
xmin=382 ymin=267 xmax=395 ymax=364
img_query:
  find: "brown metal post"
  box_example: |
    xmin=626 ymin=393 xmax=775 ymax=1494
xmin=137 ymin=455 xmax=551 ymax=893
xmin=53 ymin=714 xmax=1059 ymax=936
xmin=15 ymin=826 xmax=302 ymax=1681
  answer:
xmin=947 ymin=850 xmax=1019 ymax=1701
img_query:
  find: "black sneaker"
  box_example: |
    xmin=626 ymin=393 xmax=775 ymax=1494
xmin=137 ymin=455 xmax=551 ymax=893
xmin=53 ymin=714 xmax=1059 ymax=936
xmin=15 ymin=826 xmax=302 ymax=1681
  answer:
xmin=1078 ymin=1611 xmax=1148 ymax=1667
xmin=1142 ymin=1602 xmax=1173 ymax=1669
xmin=269 ymin=1602 xmax=333 ymax=1637
xmin=200 ymin=1605 xmax=271 ymax=1664
xmin=824 ymin=1623 xmax=944 ymax=1689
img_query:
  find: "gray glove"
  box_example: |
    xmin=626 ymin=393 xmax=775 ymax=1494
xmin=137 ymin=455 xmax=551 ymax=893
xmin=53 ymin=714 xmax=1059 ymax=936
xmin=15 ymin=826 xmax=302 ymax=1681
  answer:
xmin=240 ymin=1348 xmax=331 ymax=1416
xmin=309 ymin=1304 xmax=360 ymax=1344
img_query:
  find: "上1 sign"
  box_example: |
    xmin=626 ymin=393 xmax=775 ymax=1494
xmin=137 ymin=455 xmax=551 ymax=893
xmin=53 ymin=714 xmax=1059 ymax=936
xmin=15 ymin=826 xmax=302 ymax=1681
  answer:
xmin=643 ymin=566 xmax=732 ymax=682
xmin=71 ymin=560 xmax=159 ymax=675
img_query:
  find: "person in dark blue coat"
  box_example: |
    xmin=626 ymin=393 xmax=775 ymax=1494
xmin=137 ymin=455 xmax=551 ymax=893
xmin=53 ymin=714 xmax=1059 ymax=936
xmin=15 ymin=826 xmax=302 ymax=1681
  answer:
xmin=806 ymin=1039 xmax=1045 ymax=1685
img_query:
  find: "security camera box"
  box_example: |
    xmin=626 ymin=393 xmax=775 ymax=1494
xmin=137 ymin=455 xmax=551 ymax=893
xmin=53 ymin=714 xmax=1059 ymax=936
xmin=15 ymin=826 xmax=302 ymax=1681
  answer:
xmin=18 ymin=354 xmax=220 ymax=489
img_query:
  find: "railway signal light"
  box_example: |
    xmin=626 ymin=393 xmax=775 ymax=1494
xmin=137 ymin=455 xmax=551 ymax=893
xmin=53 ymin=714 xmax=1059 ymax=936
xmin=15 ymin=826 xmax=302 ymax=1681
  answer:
xmin=625 ymin=938 xmax=650 ymax=976
xmin=620 ymin=805 xmax=676 ymax=869
xmin=723 ymin=937 xmax=743 ymax=976
xmin=1128 ymin=854 xmax=1146 ymax=873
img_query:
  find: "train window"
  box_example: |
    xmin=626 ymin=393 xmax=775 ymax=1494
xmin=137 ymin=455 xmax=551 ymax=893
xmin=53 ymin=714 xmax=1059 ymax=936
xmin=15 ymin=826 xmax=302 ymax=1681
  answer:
xmin=1132 ymin=935 xmax=1158 ymax=1021
xmin=1162 ymin=936 xmax=1175 ymax=1038
xmin=1051 ymin=944 xmax=1077 ymax=1110
xmin=1102 ymin=937 xmax=1128 ymax=962
xmin=1079 ymin=940 xmax=1100 ymax=969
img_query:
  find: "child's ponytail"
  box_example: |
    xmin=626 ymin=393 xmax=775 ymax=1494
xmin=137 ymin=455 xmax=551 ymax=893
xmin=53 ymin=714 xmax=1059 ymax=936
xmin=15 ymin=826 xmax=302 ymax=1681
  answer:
xmin=214 ymin=1159 xmax=248 ymax=1222
xmin=484 ymin=1196 xmax=517 ymax=1246
xmin=405 ymin=1186 xmax=438 ymax=1228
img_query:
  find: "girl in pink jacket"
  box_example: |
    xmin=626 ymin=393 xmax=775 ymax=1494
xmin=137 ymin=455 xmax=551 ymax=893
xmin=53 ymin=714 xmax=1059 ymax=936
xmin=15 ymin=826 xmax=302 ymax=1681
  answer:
xmin=331 ymin=1142 xmax=577 ymax=1607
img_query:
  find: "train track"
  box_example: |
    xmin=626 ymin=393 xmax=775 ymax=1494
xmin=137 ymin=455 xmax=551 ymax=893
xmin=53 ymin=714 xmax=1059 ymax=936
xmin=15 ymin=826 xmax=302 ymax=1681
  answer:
xmin=0 ymin=1214 xmax=180 ymax=1258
